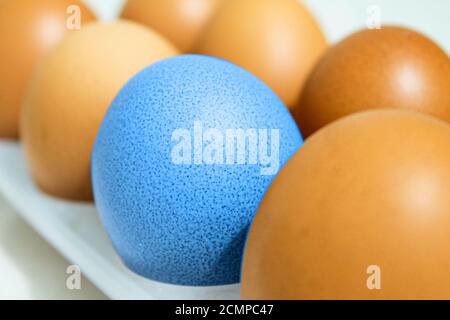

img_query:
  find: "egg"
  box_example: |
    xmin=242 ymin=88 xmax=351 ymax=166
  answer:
xmin=0 ymin=0 xmax=95 ymax=139
xmin=121 ymin=0 xmax=224 ymax=52
xmin=21 ymin=21 xmax=178 ymax=201
xmin=294 ymin=26 xmax=450 ymax=138
xmin=91 ymin=55 xmax=303 ymax=285
xmin=196 ymin=0 xmax=327 ymax=109
xmin=241 ymin=110 xmax=450 ymax=299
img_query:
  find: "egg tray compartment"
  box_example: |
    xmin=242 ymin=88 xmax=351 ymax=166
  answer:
xmin=0 ymin=141 xmax=239 ymax=300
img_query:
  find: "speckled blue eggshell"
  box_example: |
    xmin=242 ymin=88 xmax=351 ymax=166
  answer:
xmin=92 ymin=54 xmax=303 ymax=286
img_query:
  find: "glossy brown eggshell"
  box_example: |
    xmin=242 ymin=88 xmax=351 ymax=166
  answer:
xmin=242 ymin=110 xmax=450 ymax=299
xmin=293 ymin=26 xmax=450 ymax=137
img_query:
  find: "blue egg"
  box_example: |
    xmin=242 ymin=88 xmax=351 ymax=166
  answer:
xmin=92 ymin=55 xmax=303 ymax=286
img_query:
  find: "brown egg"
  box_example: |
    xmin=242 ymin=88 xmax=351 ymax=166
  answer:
xmin=21 ymin=21 xmax=178 ymax=201
xmin=196 ymin=0 xmax=327 ymax=109
xmin=0 ymin=0 xmax=95 ymax=139
xmin=294 ymin=26 xmax=450 ymax=138
xmin=121 ymin=0 xmax=224 ymax=52
xmin=242 ymin=110 xmax=450 ymax=299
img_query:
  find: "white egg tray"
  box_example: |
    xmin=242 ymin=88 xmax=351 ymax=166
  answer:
xmin=0 ymin=141 xmax=240 ymax=300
